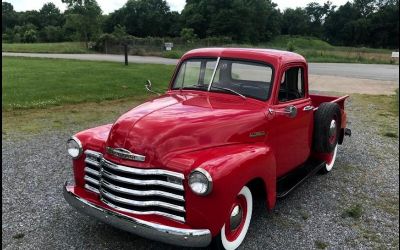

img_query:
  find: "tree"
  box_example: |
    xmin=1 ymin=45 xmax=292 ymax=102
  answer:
xmin=305 ymin=1 xmax=335 ymax=37
xmin=104 ymin=0 xmax=174 ymax=37
xmin=181 ymin=0 xmax=281 ymax=43
xmin=281 ymin=8 xmax=309 ymax=36
xmin=39 ymin=3 xmax=64 ymax=28
xmin=2 ymin=2 xmax=18 ymax=33
xmin=62 ymin=0 xmax=102 ymax=48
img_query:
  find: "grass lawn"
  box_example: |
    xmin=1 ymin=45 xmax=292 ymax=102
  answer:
xmin=2 ymin=42 xmax=90 ymax=53
xmin=3 ymin=36 xmax=397 ymax=64
xmin=2 ymin=57 xmax=175 ymax=110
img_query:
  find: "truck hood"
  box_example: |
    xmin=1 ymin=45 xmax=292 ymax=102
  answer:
xmin=105 ymin=92 xmax=266 ymax=165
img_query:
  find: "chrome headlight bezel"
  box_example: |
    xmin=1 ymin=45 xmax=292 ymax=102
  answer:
xmin=188 ymin=168 xmax=213 ymax=196
xmin=67 ymin=136 xmax=83 ymax=159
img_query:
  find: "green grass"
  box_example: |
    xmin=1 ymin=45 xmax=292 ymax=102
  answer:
xmin=2 ymin=42 xmax=90 ymax=53
xmin=315 ymin=240 xmax=329 ymax=249
xmin=342 ymin=203 xmax=364 ymax=219
xmin=2 ymin=57 xmax=174 ymax=110
xmin=352 ymin=92 xmax=399 ymax=138
xmin=3 ymin=36 xmax=396 ymax=64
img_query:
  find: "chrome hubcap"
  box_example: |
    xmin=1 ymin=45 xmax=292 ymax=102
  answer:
xmin=329 ymin=120 xmax=336 ymax=137
xmin=230 ymin=205 xmax=243 ymax=230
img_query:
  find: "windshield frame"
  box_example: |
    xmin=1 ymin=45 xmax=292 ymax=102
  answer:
xmin=170 ymin=57 xmax=275 ymax=101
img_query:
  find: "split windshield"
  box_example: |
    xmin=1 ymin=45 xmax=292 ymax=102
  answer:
xmin=172 ymin=58 xmax=273 ymax=101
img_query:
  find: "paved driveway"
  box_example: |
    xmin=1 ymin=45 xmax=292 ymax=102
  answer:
xmin=3 ymin=52 xmax=399 ymax=81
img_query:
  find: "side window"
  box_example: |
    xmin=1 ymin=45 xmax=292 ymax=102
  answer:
xmin=278 ymin=67 xmax=304 ymax=102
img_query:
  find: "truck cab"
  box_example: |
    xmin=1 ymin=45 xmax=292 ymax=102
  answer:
xmin=64 ymin=48 xmax=350 ymax=250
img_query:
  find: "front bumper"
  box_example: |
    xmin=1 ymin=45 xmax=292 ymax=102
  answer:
xmin=63 ymin=182 xmax=212 ymax=247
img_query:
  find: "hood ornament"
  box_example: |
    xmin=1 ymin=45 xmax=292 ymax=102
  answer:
xmin=106 ymin=147 xmax=146 ymax=162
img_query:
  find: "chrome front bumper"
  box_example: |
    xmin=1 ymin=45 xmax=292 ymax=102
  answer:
xmin=63 ymin=183 xmax=212 ymax=247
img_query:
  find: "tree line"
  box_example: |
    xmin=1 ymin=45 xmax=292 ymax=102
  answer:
xmin=2 ymin=0 xmax=399 ymax=49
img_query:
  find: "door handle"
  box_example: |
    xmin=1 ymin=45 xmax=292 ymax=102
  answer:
xmin=268 ymin=105 xmax=297 ymax=118
xmin=303 ymin=105 xmax=314 ymax=111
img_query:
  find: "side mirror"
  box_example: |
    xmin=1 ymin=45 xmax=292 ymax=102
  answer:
xmin=145 ymin=80 xmax=161 ymax=96
xmin=145 ymin=80 xmax=152 ymax=91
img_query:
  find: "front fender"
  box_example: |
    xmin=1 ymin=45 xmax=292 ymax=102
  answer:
xmin=168 ymin=143 xmax=277 ymax=236
xmin=72 ymin=124 xmax=112 ymax=187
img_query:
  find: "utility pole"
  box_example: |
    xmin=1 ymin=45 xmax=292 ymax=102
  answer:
xmin=124 ymin=43 xmax=128 ymax=66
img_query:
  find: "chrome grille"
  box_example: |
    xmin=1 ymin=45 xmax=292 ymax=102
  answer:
xmin=83 ymin=150 xmax=186 ymax=222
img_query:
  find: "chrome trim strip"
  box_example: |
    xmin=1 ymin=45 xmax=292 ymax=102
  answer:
xmin=208 ymin=57 xmax=221 ymax=91
xmin=102 ymin=159 xmax=184 ymax=179
xmin=64 ymin=183 xmax=211 ymax=247
xmin=102 ymin=169 xmax=184 ymax=191
xmin=101 ymin=197 xmax=185 ymax=223
xmin=85 ymin=184 xmax=100 ymax=194
xmin=101 ymin=179 xmax=184 ymax=202
xmin=100 ymin=188 xmax=185 ymax=213
xmin=85 ymin=158 xmax=100 ymax=167
xmin=84 ymin=175 xmax=99 ymax=186
xmin=84 ymin=167 xmax=100 ymax=177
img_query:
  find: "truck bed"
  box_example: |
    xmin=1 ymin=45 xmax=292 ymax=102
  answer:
xmin=310 ymin=94 xmax=349 ymax=110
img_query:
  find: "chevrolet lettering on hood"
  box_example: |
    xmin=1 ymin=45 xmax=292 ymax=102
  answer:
xmin=106 ymin=147 xmax=146 ymax=162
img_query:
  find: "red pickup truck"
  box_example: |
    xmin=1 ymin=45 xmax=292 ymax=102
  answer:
xmin=64 ymin=48 xmax=351 ymax=249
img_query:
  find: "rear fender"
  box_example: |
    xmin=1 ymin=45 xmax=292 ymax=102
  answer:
xmin=168 ymin=143 xmax=277 ymax=236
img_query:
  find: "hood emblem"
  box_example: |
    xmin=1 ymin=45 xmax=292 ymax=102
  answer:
xmin=106 ymin=147 xmax=146 ymax=162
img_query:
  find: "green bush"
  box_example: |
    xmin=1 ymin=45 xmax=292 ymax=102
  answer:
xmin=162 ymin=50 xmax=183 ymax=59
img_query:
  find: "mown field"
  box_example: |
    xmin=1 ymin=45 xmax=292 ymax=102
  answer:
xmin=3 ymin=36 xmax=397 ymax=64
xmin=2 ymin=57 xmax=174 ymax=110
xmin=2 ymin=56 xmax=398 ymax=138
xmin=2 ymin=42 xmax=89 ymax=54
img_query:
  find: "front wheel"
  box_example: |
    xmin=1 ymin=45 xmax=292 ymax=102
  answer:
xmin=212 ymin=186 xmax=253 ymax=250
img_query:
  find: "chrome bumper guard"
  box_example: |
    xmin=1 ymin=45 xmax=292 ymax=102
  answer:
xmin=63 ymin=182 xmax=212 ymax=247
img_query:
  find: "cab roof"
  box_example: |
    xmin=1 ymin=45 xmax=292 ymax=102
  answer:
xmin=181 ymin=48 xmax=306 ymax=67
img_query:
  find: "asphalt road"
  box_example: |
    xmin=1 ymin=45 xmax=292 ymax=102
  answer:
xmin=3 ymin=52 xmax=399 ymax=81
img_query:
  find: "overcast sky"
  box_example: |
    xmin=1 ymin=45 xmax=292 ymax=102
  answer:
xmin=4 ymin=0 xmax=350 ymax=14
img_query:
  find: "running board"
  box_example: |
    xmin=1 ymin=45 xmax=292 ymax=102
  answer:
xmin=276 ymin=159 xmax=326 ymax=198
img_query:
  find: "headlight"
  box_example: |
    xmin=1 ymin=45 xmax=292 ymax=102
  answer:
xmin=67 ymin=136 xmax=83 ymax=159
xmin=188 ymin=168 xmax=212 ymax=196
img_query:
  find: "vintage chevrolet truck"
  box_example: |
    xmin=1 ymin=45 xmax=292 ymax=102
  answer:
xmin=64 ymin=48 xmax=351 ymax=249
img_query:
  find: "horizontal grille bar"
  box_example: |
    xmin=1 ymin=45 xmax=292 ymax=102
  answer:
xmin=101 ymin=197 xmax=185 ymax=223
xmin=100 ymin=188 xmax=185 ymax=213
xmin=84 ymin=167 xmax=100 ymax=177
xmin=85 ymin=158 xmax=100 ymax=168
xmin=84 ymin=175 xmax=99 ymax=186
xmin=85 ymin=184 xmax=99 ymax=194
xmin=102 ymin=159 xmax=184 ymax=179
xmin=101 ymin=179 xmax=184 ymax=202
xmin=85 ymin=149 xmax=102 ymax=159
xmin=102 ymin=169 xmax=184 ymax=191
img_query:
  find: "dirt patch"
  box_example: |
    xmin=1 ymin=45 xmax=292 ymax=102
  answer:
xmin=309 ymin=75 xmax=398 ymax=95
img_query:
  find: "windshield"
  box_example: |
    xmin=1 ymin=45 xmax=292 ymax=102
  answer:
xmin=172 ymin=58 xmax=273 ymax=101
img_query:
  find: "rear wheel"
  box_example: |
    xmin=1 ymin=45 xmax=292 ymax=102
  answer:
xmin=313 ymin=102 xmax=341 ymax=153
xmin=211 ymin=186 xmax=253 ymax=250
xmin=317 ymin=145 xmax=338 ymax=174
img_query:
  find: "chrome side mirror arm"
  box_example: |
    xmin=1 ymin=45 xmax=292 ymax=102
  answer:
xmin=145 ymin=80 xmax=161 ymax=96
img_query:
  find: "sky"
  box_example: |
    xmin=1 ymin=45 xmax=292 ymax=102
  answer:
xmin=4 ymin=0 xmax=350 ymax=14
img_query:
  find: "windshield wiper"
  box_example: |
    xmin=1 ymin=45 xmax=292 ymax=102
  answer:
xmin=211 ymin=86 xmax=247 ymax=99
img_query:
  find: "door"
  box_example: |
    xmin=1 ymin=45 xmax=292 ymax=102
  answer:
xmin=269 ymin=65 xmax=314 ymax=177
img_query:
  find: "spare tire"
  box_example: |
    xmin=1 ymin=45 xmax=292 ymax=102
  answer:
xmin=313 ymin=102 xmax=341 ymax=153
